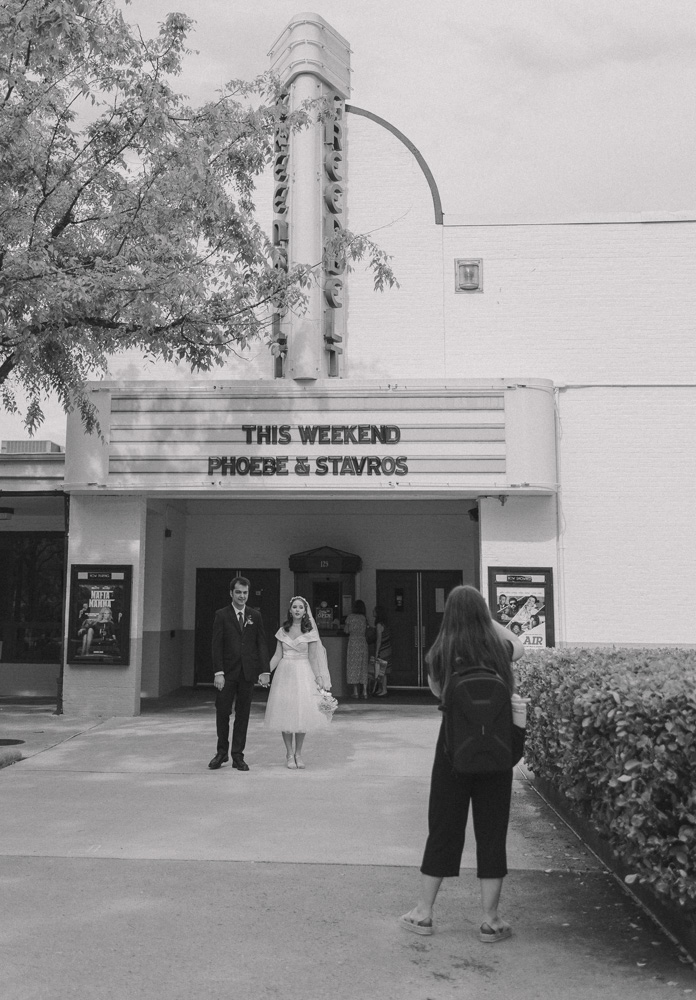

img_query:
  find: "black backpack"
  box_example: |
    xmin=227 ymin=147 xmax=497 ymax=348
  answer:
xmin=439 ymin=665 xmax=513 ymax=774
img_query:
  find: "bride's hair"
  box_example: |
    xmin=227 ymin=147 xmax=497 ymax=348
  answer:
xmin=282 ymin=596 xmax=313 ymax=633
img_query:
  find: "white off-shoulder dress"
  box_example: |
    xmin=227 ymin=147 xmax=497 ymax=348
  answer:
xmin=263 ymin=628 xmax=331 ymax=732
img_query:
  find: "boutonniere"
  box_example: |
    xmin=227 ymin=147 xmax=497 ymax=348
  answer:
xmin=243 ymin=616 xmax=253 ymax=628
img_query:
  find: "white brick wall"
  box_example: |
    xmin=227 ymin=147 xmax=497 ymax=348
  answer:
xmin=346 ymin=114 xmax=445 ymax=379
xmin=442 ymin=224 xmax=696 ymax=383
xmin=346 ymin=113 xmax=696 ymax=385
xmin=557 ymin=386 xmax=696 ymax=644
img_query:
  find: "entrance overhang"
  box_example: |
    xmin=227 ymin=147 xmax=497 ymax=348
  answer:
xmin=64 ymin=379 xmax=558 ymax=500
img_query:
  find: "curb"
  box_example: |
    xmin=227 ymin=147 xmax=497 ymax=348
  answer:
xmin=0 ymin=748 xmax=23 ymax=769
xmin=528 ymin=773 xmax=696 ymax=965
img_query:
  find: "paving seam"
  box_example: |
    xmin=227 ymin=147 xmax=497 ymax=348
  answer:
xmin=0 ymin=854 xmax=590 ymax=874
xmin=14 ymin=720 xmax=108 ymax=759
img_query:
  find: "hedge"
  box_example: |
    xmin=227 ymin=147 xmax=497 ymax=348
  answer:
xmin=515 ymin=648 xmax=696 ymax=911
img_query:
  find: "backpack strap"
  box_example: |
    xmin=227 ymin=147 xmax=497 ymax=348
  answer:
xmin=452 ymin=664 xmax=499 ymax=679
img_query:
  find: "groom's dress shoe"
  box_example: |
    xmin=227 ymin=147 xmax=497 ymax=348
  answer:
xmin=208 ymin=752 xmax=229 ymax=769
xmin=232 ymin=758 xmax=250 ymax=771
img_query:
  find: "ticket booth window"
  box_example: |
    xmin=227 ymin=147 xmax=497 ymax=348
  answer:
xmin=289 ymin=546 xmax=362 ymax=635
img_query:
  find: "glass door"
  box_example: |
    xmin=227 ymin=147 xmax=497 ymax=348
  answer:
xmin=376 ymin=570 xmax=463 ymax=687
xmin=375 ymin=570 xmax=420 ymax=687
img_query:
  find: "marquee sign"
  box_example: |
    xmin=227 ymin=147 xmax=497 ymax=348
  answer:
xmin=96 ymin=386 xmax=512 ymax=492
xmin=208 ymin=423 xmax=407 ymax=478
xmin=322 ymin=94 xmax=346 ymax=374
xmin=65 ymin=380 xmax=558 ymax=496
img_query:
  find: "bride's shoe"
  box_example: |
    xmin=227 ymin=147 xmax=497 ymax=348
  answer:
xmin=294 ymin=753 xmax=305 ymax=769
xmin=286 ymin=752 xmax=296 ymax=769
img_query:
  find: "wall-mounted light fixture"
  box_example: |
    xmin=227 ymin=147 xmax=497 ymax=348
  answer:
xmin=0 ymin=507 xmax=15 ymax=521
xmin=455 ymin=258 xmax=482 ymax=293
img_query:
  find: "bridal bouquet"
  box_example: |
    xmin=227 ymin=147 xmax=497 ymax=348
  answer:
xmin=317 ymin=688 xmax=338 ymax=718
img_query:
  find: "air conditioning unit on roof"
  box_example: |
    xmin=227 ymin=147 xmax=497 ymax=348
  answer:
xmin=1 ymin=440 xmax=64 ymax=454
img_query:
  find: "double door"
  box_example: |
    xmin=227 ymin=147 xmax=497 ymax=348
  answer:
xmin=376 ymin=570 xmax=463 ymax=688
xmin=194 ymin=568 xmax=280 ymax=684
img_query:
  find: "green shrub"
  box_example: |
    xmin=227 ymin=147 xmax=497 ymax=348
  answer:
xmin=516 ymin=648 xmax=696 ymax=910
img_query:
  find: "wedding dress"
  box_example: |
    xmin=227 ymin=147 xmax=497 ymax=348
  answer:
xmin=263 ymin=627 xmax=331 ymax=732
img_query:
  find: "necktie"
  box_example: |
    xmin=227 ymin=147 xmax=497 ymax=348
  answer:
xmin=238 ymin=611 xmax=244 ymax=628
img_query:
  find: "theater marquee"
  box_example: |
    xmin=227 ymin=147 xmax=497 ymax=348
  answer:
xmin=208 ymin=424 xmax=408 ymax=478
xmin=64 ymin=379 xmax=557 ymax=496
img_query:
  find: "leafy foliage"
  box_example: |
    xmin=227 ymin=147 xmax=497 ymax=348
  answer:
xmin=0 ymin=0 xmax=397 ymax=432
xmin=517 ymin=648 xmax=696 ymax=910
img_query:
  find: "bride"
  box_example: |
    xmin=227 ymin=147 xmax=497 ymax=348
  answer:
xmin=260 ymin=596 xmax=332 ymax=769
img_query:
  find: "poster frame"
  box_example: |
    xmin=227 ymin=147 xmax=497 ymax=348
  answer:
xmin=487 ymin=566 xmax=555 ymax=649
xmin=67 ymin=564 xmax=133 ymax=666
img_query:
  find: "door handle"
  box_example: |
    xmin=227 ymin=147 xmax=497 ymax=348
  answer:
xmin=414 ymin=626 xmax=427 ymax=648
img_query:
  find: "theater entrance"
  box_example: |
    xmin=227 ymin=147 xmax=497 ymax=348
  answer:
xmin=376 ymin=570 xmax=463 ymax=688
xmin=193 ymin=568 xmax=280 ymax=684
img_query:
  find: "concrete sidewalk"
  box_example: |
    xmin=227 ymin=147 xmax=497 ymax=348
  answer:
xmin=1 ymin=695 xmax=694 ymax=1000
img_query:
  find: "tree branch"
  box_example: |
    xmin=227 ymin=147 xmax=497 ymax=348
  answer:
xmin=0 ymin=354 xmax=16 ymax=385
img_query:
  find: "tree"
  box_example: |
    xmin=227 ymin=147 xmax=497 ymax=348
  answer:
xmin=0 ymin=0 xmax=396 ymax=432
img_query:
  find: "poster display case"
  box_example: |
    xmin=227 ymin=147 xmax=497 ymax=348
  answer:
xmin=67 ymin=565 xmax=132 ymax=665
xmin=487 ymin=567 xmax=554 ymax=648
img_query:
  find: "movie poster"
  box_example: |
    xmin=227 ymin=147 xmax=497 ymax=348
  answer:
xmin=67 ymin=566 xmax=132 ymax=665
xmin=487 ymin=569 xmax=554 ymax=648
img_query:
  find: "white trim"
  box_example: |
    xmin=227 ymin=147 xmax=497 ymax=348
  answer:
xmin=443 ymin=211 xmax=696 ymax=228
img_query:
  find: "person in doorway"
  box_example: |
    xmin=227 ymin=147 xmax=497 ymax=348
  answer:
xmin=345 ymin=599 xmax=369 ymax=698
xmin=372 ymin=605 xmax=393 ymax=697
xmin=399 ymin=585 xmax=527 ymax=944
xmin=208 ymin=576 xmax=270 ymax=771
xmin=263 ymin=596 xmax=332 ymax=768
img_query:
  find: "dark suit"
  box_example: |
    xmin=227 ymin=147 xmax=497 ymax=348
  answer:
xmin=212 ymin=604 xmax=270 ymax=759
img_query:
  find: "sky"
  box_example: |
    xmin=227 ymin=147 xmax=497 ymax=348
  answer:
xmin=119 ymin=0 xmax=696 ymax=221
xmin=3 ymin=0 xmax=695 ymax=445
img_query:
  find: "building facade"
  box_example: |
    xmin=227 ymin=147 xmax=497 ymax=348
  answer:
xmin=1 ymin=13 xmax=694 ymax=713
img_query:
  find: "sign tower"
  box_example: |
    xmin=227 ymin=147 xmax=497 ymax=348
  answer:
xmin=269 ymin=14 xmax=351 ymax=381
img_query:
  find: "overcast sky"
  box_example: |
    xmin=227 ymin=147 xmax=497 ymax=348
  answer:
xmin=3 ymin=0 xmax=695 ymax=444
xmin=123 ymin=0 xmax=696 ymax=220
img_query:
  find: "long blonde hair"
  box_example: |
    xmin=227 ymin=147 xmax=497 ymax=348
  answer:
xmin=426 ymin=585 xmax=514 ymax=693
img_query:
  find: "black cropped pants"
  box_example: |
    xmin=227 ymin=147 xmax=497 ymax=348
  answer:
xmin=420 ymin=725 xmax=513 ymax=880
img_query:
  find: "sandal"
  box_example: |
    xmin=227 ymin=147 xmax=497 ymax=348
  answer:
xmin=294 ymin=754 xmax=305 ymax=769
xmin=479 ymin=922 xmax=511 ymax=943
xmin=399 ymin=912 xmax=433 ymax=936
xmin=286 ymin=753 xmax=296 ymax=769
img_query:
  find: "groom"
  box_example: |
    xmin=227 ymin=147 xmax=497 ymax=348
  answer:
xmin=209 ymin=576 xmax=270 ymax=771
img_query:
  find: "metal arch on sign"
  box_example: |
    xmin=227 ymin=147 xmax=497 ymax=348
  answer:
xmin=346 ymin=105 xmax=444 ymax=225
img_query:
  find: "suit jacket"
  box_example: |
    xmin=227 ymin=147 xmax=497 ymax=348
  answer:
xmin=211 ymin=604 xmax=270 ymax=683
